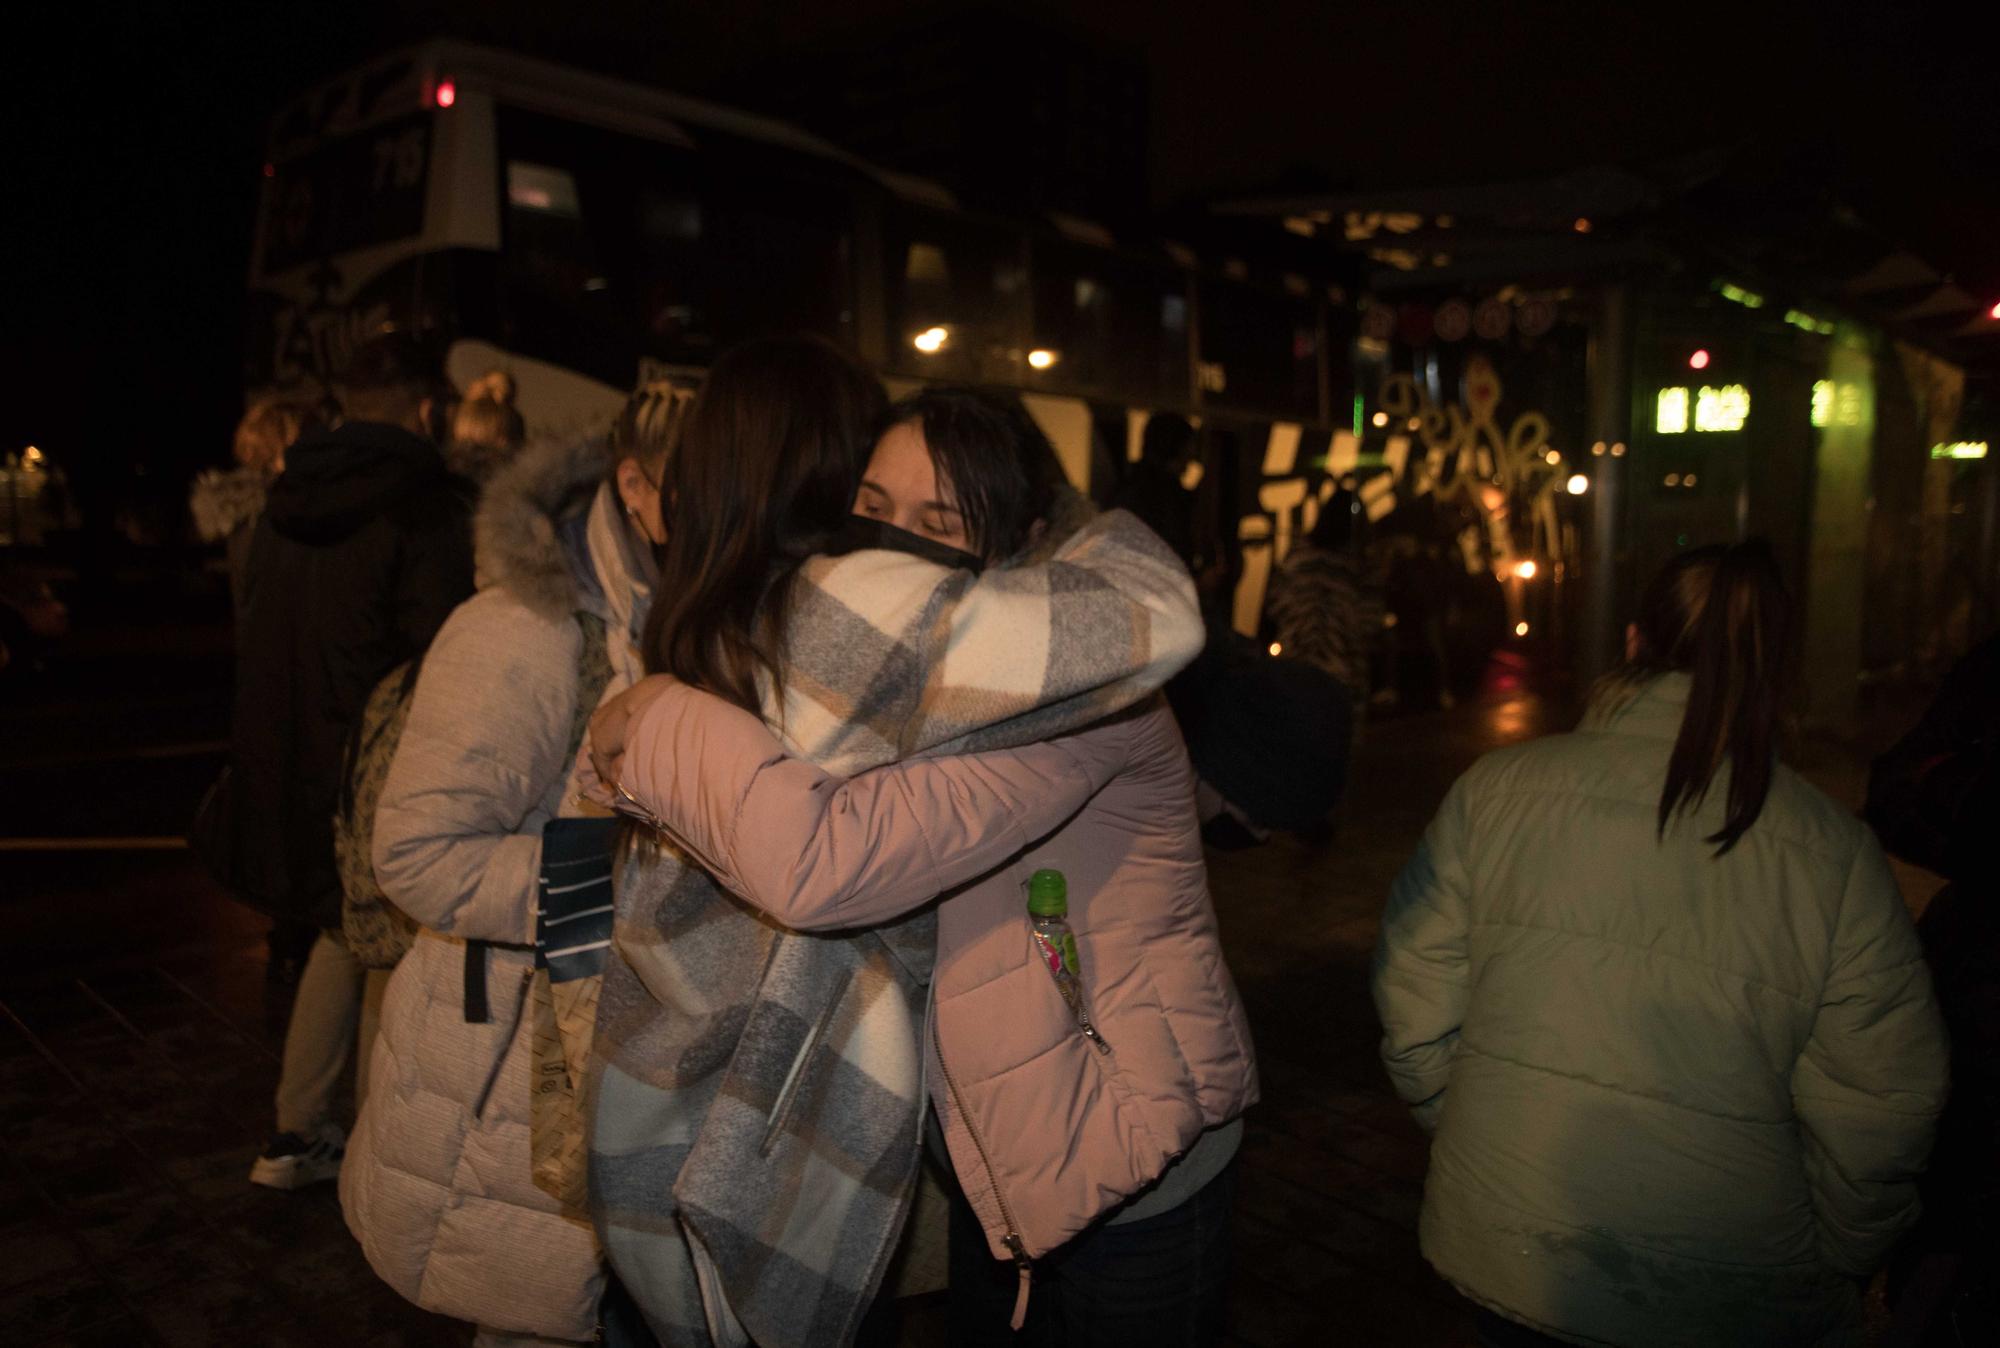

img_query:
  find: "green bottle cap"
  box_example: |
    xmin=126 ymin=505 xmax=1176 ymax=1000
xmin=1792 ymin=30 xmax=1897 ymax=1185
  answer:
xmin=1025 ymin=868 xmax=1068 ymax=918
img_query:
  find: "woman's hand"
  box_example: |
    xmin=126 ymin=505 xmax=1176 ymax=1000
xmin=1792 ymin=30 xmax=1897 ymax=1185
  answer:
xmin=587 ymin=674 xmax=679 ymax=798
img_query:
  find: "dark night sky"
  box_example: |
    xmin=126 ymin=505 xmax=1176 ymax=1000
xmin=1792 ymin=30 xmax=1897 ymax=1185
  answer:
xmin=9 ymin=0 xmax=1997 ymax=494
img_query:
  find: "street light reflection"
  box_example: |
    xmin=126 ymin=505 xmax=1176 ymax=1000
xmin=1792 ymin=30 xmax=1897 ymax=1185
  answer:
xmin=912 ymin=326 xmax=950 ymax=354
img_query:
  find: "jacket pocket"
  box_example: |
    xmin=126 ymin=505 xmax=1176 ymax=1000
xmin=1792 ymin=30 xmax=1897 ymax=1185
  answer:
xmin=759 ymin=966 xmax=853 ymax=1157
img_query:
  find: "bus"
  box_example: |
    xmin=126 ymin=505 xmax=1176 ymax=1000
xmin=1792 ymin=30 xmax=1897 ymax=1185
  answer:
xmin=248 ymin=41 xmax=1358 ymax=631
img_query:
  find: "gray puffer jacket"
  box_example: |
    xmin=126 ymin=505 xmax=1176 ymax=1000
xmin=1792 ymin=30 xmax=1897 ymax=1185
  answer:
xmin=1373 ymin=674 xmax=1949 ymax=1348
xmin=339 ymin=433 xmax=653 ymax=1341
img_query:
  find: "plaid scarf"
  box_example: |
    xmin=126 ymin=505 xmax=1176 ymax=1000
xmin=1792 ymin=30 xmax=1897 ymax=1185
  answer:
xmin=589 ymin=500 xmax=1199 ymax=1347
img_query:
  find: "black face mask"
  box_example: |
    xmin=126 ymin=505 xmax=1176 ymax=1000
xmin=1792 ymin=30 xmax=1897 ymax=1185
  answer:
xmin=829 ymin=514 xmax=985 ymax=574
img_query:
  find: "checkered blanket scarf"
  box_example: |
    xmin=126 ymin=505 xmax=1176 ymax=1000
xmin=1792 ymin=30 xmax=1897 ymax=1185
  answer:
xmin=589 ymin=499 xmax=1199 ymax=1347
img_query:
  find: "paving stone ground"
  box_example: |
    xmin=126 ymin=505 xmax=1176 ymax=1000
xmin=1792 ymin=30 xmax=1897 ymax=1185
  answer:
xmin=0 ymin=653 xmax=1937 ymax=1347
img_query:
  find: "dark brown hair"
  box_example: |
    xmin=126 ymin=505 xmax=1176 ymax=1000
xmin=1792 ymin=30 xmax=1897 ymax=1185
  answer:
xmin=882 ymin=387 xmax=1065 ymax=561
xmin=1618 ymin=539 xmax=1792 ymax=855
xmin=640 ymin=335 xmax=886 ymax=711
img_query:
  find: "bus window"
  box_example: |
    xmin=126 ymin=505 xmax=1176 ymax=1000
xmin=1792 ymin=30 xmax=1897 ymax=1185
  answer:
xmin=497 ymin=107 xmax=856 ymax=387
xmin=1029 ymin=238 xmax=1190 ymax=407
xmin=1198 ymin=277 xmax=1322 ymax=422
xmin=262 ymin=112 xmax=432 ymax=275
xmin=883 ymin=205 xmax=1027 ymax=384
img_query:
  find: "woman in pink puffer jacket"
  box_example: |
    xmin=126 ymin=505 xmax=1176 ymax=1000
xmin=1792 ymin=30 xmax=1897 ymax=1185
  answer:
xmin=592 ymin=389 xmax=1258 ymax=1345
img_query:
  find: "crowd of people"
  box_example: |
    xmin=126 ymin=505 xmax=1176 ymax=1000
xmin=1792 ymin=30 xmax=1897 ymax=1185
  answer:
xmin=190 ymin=328 xmax=1980 ymax=1348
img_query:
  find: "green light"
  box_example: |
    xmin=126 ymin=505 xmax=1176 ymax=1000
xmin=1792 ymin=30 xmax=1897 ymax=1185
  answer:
xmin=1694 ymin=385 xmax=1750 ymax=432
xmin=1656 ymin=386 xmax=1689 ymax=434
xmin=1352 ymin=393 xmax=1364 ymax=439
xmin=1811 ymin=380 xmax=1832 ymax=428
xmin=1932 ymin=441 xmax=1989 ymax=460
xmin=1785 ymin=309 xmax=1837 ymax=336
xmin=1658 ymin=384 xmax=1749 ymax=433
xmin=1718 ymin=282 xmax=1765 ymax=309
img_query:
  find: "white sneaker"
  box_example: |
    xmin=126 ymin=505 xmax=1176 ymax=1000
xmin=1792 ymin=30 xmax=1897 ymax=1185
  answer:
xmin=249 ymin=1121 xmax=345 ymax=1190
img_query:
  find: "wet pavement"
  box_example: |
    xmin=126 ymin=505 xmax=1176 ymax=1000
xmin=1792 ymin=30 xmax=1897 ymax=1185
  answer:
xmin=0 ymin=640 xmax=1942 ymax=1347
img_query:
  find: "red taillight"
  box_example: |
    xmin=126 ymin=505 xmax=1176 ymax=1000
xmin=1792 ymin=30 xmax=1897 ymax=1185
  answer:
xmin=262 ymin=162 xmax=275 ymax=178
xmin=433 ymin=79 xmax=457 ymax=109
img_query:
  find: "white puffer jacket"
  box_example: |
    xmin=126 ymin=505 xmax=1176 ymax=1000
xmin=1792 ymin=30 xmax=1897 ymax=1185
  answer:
xmin=339 ymin=434 xmax=654 ymax=1341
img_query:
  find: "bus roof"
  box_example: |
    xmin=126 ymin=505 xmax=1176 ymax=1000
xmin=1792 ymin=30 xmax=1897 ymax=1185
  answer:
xmin=267 ymin=38 xmax=961 ymax=210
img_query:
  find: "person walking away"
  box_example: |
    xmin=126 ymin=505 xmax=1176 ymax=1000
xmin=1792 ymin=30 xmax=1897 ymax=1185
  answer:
xmin=1865 ymin=631 xmax=2000 ymax=1344
xmin=227 ymin=332 xmax=474 ymax=1189
xmin=192 ymin=396 xmax=319 ymax=980
xmin=1373 ymin=539 xmax=1949 ymax=1348
xmin=340 ymin=383 xmax=686 ymax=1346
xmin=445 ymin=368 xmax=527 ymax=484
xmin=588 ymin=385 xmax=1251 ymax=1346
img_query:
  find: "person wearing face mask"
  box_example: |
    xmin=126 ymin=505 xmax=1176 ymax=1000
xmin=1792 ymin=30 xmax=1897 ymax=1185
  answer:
xmin=589 ymin=385 xmax=1256 ymax=1347
xmin=337 ymin=381 xmax=690 ymax=1345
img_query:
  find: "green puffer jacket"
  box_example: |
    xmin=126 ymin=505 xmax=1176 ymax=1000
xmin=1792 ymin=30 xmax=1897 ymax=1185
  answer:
xmin=1373 ymin=674 xmax=1948 ymax=1348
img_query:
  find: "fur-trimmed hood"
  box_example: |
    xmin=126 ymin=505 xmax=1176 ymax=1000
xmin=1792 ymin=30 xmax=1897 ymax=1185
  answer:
xmin=473 ymin=433 xmax=615 ymax=620
xmin=189 ymin=466 xmax=270 ymax=543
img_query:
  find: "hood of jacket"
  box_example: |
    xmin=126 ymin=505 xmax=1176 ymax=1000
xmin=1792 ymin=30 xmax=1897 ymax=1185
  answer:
xmin=188 ymin=466 xmax=270 ymax=543
xmin=473 ymin=431 xmax=618 ymax=621
xmin=264 ymin=421 xmax=458 ymax=547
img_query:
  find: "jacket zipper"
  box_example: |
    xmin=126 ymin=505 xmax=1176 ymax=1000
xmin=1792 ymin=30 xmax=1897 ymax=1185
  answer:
xmin=932 ymin=1011 xmax=1036 ymax=1328
xmin=1075 ymin=1001 xmax=1112 ymax=1055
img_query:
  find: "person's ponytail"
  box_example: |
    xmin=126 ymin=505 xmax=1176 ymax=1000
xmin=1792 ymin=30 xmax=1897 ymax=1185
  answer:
xmin=1621 ymin=539 xmax=1792 ymax=855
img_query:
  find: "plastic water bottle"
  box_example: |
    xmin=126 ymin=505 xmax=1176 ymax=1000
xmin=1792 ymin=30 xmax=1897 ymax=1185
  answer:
xmin=1026 ymin=868 xmax=1110 ymax=1053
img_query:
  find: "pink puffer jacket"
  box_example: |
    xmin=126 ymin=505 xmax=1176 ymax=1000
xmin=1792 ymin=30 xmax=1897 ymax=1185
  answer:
xmin=620 ymin=686 xmax=1259 ymax=1265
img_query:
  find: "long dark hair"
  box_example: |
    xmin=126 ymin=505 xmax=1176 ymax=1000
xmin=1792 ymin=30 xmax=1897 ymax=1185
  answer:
xmin=1614 ymin=539 xmax=1792 ymax=855
xmin=883 ymin=387 xmax=1064 ymax=561
xmin=640 ymin=335 xmax=886 ymax=711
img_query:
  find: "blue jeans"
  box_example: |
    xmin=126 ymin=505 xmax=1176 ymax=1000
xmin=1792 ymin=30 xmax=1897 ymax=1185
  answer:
xmin=944 ymin=1157 xmax=1237 ymax=1346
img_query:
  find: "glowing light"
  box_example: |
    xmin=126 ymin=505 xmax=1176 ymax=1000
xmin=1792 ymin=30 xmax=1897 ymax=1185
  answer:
xmin=1683 ymin=473 xmax=1698 ymax=487
xmin=1784 ymin=309 xmax=1836 ymax=336
xmin=1514 ymin=560 xmax=1539 ymax=580
xmin=434 ymin=80 xmax=457 ymax=108
xmin=1026 ymin=348 xmax=1059 ymax=370
xmin=1514 ymin=621 xmax=1530 ymax=636
xmin=23 ymin=445 xmax=45 ymax=467
xmin=1407 ymin=417 xmax=1421 ymax=431
xmin=1665 ymin=473 xmax=1681 ymax=487
xmin=1656 ymin=387 xmax=1690 ymax=434
xmin=1573 ymin=217 xmax=1592 ymax=233
xmin=1689 ymin=349 xmax=1711 ymax=370
xmin=1811 ymin=380 xmax=1833 ymax=428
xmin=1267 ymin=642 xmax=1284 ymax=656
xmin=1543 ymin=449 xmax=1561 ymax=465
xmin=912 ymin=326 xmax=950 ymax=354
xmin=1591 ymin=441 xmax=1606 ymax=456
xmin=1371 ymin=411 xmax=1389 ymax=428
xmin=1718 ymin=282 xmax=1765 ymax=309
xmin=1566 ymin=473 xmax=1589 ymax=495
xmin=1932 ymin=441 xmax=1990 ymax=460
xmin=261 ymin=162 xmax=275 ymax=179
xmin=1694 ymin=384 xmax=1750 ymax=432
xmin=1990 ymin=301 xmax=2000 ymax=320
xmin=1610 ymin=442 xmax=1626 ymax=457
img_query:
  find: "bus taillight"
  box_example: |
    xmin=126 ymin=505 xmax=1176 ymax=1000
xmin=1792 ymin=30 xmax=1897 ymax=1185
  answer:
xmin=433 ymin=80 xmax=457 ymax=109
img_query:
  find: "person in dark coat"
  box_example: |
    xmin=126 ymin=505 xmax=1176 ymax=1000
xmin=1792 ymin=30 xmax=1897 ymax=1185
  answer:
xmin=1867 ymin=632 xmax=2000 ymax=1344
xmin=228 ymin=331 xmax=474 ymax=1189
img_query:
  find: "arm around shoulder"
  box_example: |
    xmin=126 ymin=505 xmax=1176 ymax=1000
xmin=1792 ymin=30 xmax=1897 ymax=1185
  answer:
xmin=622 ymin=681 xmax=1130 ymax=930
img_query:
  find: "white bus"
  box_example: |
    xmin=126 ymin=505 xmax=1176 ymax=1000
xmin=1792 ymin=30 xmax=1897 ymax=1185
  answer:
xmin=249 ymin=40 xmax=1354 ymax=627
